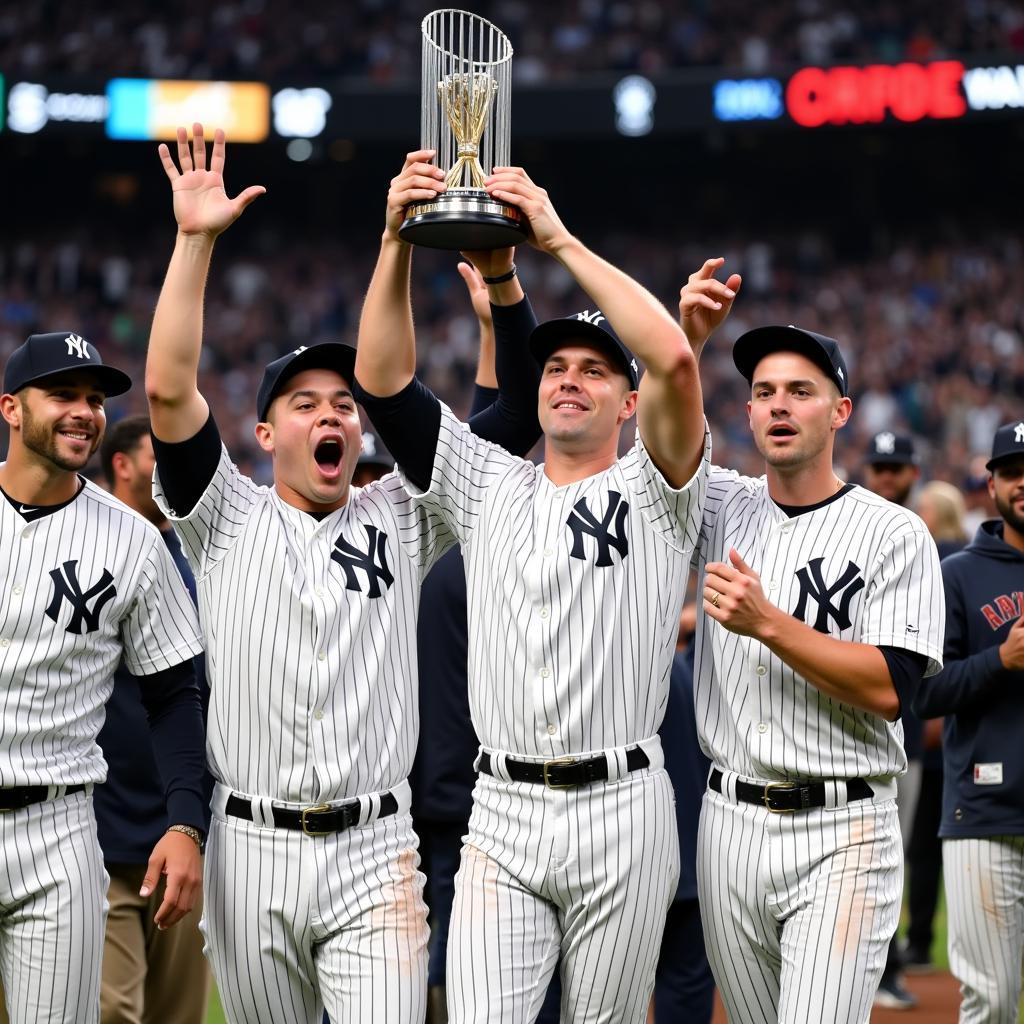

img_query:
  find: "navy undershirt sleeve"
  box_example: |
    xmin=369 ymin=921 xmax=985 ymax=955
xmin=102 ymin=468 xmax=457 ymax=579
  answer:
xmin=151 ymin=413 xmax=222 ymax=517
xmin=136 ymin=661 xmax=207 ymax=833
xmin=354 ymin=377 xmax=442 ymax=493
xmin=466 ymin=298 xmax=542 ymax=458
xmin=879 ymin=645 xmax=929 ymax=721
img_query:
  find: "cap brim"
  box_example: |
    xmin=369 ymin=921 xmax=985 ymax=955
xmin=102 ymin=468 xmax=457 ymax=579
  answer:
xmin=15 ymin=364 xmax=133 ymax=398
xmin=986 ymin=452 xmax=1024 ymax=472
xmin=732 ymin=325 xmax=841 ymax=393
xmin=867 ymin=455 xmax=917 ymax=467
xmin=528 ymin=320 xmax=636 ymax=387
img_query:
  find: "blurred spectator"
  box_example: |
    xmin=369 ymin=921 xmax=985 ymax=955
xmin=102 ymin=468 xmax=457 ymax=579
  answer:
xmin=2 ymin=228 xmax=1022 ymax=490
xmin=1 ymin=0 xmax=1023 ymax=81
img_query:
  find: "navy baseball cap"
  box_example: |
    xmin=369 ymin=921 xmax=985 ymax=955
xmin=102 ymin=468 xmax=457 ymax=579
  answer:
xmin=257 ymin=342 xmax=357 ymax=422
xmin=529 ymin=310 xmax=640 ymax=390
xmin=4 ymin=332 xmax=132 ymax=397
xmin=865 ymin=431 xmax=918 ymax=466
xmin=986 ymin=419 xmax=1024 ymax=471
xmin=357 ymin=429 xmax=394 ymax=470
xmin=732 ymin=325 xmax=849 ymax=397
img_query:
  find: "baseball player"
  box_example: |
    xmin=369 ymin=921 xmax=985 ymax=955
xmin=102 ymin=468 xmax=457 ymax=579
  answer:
xmin=356 ymin=159 xmax=709 ymax=1022
xmin=0 ymin=333 xmax=206 ymax=1024
xmin=913 ymin=419 xmax=1024 ymax=1023
xmin=677 ymin=259 xmax=945 ymax=1023
xmin=145 ymin=127 xmax=541 ymax=1024
xmin=94 ymin=415 xmax=212 ymax=1024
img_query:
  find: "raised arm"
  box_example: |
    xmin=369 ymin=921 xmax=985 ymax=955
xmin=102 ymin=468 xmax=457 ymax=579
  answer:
xmin=355 ymin=150 xmax=445 ymax=398
xmin=485 ymin=168 xmax=708 ymax=487
xmin=458 ymin=259 xmax=542 ymax=457
xmin=678 ymin=257 xmax=743 ymax=365
xmin=145 ymin=123 xmax=265 ymax=442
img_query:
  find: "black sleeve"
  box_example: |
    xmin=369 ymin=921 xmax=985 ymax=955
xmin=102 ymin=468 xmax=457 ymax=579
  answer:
xmin=136 ymin=661 xmax=207 ymax=832
xmin=467 ymin=297 xmax=542 ymax=458
xmin=151 ymin=413 xmax=222 ymax=517
xmin=879 ymin=645 xmax=930 ymax=721
xmin=470 ymin=385 xmax=498 ymax=418
xmin=353 ymin=376 xmax=442 ymax=493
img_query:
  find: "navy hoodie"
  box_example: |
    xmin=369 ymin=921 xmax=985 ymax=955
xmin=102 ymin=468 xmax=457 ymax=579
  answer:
xmin=913 ymin=520 xmax=1024 ymax=838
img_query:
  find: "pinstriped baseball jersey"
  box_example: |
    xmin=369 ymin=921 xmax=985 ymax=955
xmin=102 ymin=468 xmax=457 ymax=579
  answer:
xmin=0 ymin=475 xmax=203 ymax=787
xmin=153 ymin=444 xmax=453 ymax=803
xmin=693 ymin=466 xmax=945 ymax=781
xmin=398 ymin=404 xmax=710 ymax=756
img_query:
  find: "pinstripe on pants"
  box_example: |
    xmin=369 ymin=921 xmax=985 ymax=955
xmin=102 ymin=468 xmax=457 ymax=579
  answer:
xmin=944 ymin=837 xmax=1024 ymax=1024
xmin=697 ymin=786 xmax=901 ymax=1024
xmin=0 ymin=790 xmax=107 ymax=1024
xmin=202 ymin=782 xmax=428 ymax=1024
xmin=446 ymin=763 xmax=679 ymax=1024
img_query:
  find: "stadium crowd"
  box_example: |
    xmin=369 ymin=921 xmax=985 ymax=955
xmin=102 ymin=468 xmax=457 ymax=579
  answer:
xmin=0 ymin=225 xmax=1020 ymax=492
xmin=3 ymin=0 xmax=1023 ymax=82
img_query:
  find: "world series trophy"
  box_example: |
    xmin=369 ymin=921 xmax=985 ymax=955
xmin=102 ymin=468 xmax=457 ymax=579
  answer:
xmin=399 ymin=9 xmax=526 ymax=250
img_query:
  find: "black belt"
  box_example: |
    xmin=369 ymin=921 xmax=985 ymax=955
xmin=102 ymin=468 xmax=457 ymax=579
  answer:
xmin=224 ymin=791 xmax=399 ymax=836
xmin=478 ymin=746 xmax=650 ymax=789
xmin=709 ymin=768 xmax=873 ymax=813
xmin=0 ymin=784 xmax=86 ymax=812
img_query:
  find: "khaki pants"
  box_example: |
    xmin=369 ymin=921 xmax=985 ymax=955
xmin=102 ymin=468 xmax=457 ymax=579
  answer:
xmin=99 ymin=863 xmax=210 ymax=1024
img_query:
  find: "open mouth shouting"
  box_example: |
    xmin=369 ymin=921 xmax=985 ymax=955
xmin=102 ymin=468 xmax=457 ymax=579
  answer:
xmin=313 ymin=435 xmax=345 ymax=480
xmin=766 ymin=423 xmax=798 ymax=441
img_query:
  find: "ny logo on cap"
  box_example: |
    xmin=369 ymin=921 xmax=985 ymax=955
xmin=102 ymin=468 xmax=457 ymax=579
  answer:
xmin=293 ymin=345 xmax=308 ymax=356
xmin=1015 ymin=422 xmax=1024 ymax=444
xmin=65 ymin=334 xmax=89 ymax=359
xmin=362 ymin=432 xmax=378 ymax=458
xmin=837 ymin=367 xmax=844 ymax=382
xmin=874 ymin=432 xmax=896 ymax=455
xmin=630 ymin=358 xmax=638 ymax=375
xmin=576 ymin=310 xmax=606 ymax=327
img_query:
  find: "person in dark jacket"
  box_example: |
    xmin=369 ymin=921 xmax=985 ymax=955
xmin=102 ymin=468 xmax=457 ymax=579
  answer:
xmin=654 ymin=605 xmax=715 ymax=1022
xmin=913 ymin=420 xmax=1024 ymax=1022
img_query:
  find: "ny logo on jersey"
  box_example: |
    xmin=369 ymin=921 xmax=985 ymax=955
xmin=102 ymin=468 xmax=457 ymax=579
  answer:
xmin=792 ymin=557 xmax=865 ymax=633
xmin=566 ymin=490 xmax=629 ymax=567
xmin=44 ymin=560 xmax=117 ymax=635
xmin=330 ymin=525 xmax=394 ymax=598
xmin=65 ymin=334 xmax=89 ymax=359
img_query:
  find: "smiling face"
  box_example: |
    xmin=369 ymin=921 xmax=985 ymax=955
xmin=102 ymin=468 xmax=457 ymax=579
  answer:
xmin=255 ymin=367 xmax=363 ymax=512
xmin=747 ymin=351 xmax=850 ymax=470
xmin=538 ymin=344 xmax=636 ymax=452
xmin=4 ymin=372 xmax=107 ymax=473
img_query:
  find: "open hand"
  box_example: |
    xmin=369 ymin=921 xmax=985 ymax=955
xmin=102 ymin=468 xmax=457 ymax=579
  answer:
xmin=158 ymin=123 xmax=265 ymax=238
xmin=457 ymin=262 xmax=492 ymax=323
xmin=678 ymin=258 xmax=742 ymax=351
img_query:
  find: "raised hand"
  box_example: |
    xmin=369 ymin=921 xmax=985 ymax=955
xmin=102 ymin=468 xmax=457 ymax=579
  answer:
xmin=484 ymin=167 xmax=572 ymax=255
xmin=457 ymin=261 xmax=492 ymax=324
xmin=678 ymin=258 xmax=742 ymax=352
xmin=386 ymin=150 xmax=446 ymax=241
xmin=158 ymin=123 xmax=265 ymax=238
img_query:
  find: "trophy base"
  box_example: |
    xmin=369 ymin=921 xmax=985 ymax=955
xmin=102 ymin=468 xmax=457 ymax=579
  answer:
xmin=399 ymin=189 xmax=527 ymax=250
